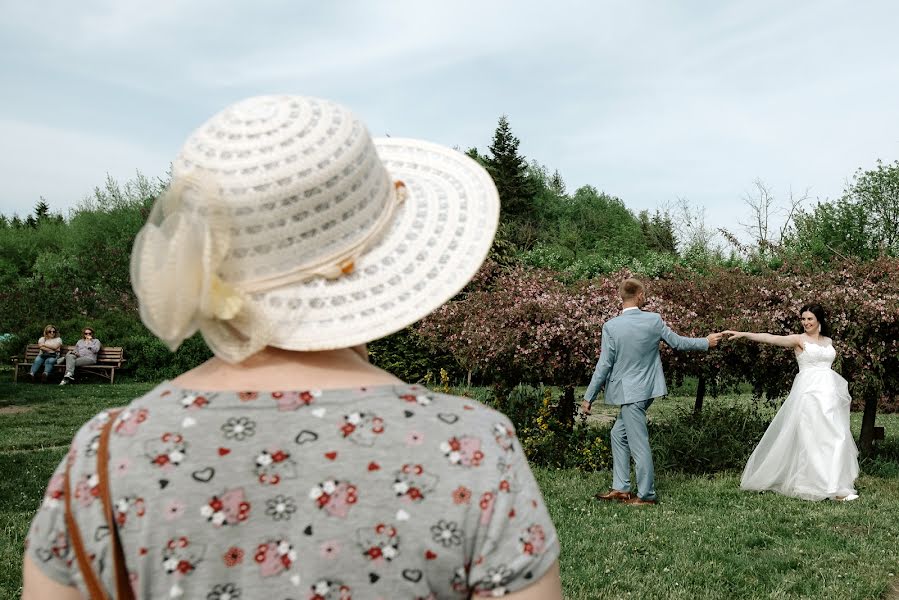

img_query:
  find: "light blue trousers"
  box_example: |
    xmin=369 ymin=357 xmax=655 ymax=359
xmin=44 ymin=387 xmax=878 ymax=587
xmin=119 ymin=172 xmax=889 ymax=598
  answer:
xmin=610 ymin=398 xmax=657 ymax=501
xmin=30 ymin=354 xmax=57 ymax=375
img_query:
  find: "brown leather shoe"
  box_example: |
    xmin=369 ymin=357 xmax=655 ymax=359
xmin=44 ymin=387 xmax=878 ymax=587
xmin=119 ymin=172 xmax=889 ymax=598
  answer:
xmin=40 ymin=372 xmax=48 ymax=383
xmin=595 ymin=489 xmax=634 ymax=502
xmin=622 ymin=496 xmax=658 ymax=506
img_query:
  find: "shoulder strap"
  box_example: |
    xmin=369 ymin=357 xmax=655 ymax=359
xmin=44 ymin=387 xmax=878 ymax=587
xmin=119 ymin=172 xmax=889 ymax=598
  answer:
xmin=96 ymin=410 xmax=135 ymax=600
xmin=64 ymin=440 xmax=111 ymax=600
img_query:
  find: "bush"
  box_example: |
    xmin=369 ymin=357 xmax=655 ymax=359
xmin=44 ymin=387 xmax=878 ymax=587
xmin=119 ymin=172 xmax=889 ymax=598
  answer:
xmin=368 ymin=327 xmax=463 ymax=384
xmin=476 ymin=384 xmax=612 ymax=472
xmin=122 ymin=333 xmax=212 ymax=382
xmin=650 ymin=400 xmax=774 ymax=474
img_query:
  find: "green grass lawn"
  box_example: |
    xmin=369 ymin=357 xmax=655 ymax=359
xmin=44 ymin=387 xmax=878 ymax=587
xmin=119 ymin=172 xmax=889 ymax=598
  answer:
xmin=1 ymin=382 xmax=898 ymax=599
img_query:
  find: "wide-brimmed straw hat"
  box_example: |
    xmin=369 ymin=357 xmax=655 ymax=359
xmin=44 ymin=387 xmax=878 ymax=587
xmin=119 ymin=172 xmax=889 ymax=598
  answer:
xmin=131 ymin=95 xmax=499 ymax=362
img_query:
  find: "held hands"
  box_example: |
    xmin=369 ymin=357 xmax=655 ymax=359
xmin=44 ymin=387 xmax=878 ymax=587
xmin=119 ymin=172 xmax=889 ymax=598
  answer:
xmin=722 ymin=330 xmax=747 ymax=341
xmin=706 ymin=332 xmax=724 ymax=347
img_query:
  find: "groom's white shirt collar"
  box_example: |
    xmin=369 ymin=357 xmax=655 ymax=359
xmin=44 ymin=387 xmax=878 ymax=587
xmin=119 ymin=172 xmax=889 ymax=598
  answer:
xmin=622 ymin=307 xmax=639 ymax=313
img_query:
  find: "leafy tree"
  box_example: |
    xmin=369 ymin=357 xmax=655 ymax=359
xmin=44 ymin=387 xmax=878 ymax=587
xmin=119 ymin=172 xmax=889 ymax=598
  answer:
xmin=845 ymin=159 xmax=899 ymax=253
xmin=787 ymin=160 xmax=899 ymax=262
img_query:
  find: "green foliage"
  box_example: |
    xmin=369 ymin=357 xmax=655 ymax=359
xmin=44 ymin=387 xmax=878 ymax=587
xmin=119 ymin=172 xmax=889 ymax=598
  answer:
xmin=639 ymin=209 xmax=677 ymax=253
xmin=485 ymin=115 xmax=535 ymax=226
xmin=367 ymin=327 xmax=463 ymax=384
xmin=650 ymin=400 xmax=774 ymax=474
xmin=787 ymin=159 xmax=899 ymax=262
xmin=479 ymin=385 xmax=612 ymax=471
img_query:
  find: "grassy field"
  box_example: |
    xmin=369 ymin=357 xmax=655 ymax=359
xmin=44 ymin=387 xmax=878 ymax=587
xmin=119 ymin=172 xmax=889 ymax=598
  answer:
xmin=1 ymin=382 xmax=898 ymax=599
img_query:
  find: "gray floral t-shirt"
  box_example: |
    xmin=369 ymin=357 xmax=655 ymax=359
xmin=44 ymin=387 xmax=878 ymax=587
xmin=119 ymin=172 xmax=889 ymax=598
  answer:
xmin=27 ymin=382 xmax=559 ymax=599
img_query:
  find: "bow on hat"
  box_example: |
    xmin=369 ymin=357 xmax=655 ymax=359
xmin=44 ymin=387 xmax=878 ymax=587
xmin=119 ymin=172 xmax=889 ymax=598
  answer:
xmin=130 ymin=173 xmax=272 ymax=363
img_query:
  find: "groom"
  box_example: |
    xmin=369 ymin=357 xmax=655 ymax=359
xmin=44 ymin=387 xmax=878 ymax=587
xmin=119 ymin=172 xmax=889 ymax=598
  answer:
xmin=581 ymin=278 xmax=721 ymax=505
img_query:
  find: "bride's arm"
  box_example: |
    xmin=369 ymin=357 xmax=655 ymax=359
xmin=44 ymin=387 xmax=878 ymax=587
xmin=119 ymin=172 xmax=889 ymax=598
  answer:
xmin=723 ymin=331 xmax=803 ymax=348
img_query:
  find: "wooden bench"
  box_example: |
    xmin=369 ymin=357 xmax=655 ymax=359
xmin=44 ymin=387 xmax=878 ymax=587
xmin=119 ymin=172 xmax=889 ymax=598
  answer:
xmin=11 ymin=344 xmax=126 ymax=384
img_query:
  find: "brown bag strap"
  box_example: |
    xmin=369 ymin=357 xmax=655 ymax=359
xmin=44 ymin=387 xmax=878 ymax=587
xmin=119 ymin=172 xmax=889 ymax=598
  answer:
xmin=96 ymin=410 xmax=135 ymax=600
xmin=64 ymin=439 xmax=111 ymax=600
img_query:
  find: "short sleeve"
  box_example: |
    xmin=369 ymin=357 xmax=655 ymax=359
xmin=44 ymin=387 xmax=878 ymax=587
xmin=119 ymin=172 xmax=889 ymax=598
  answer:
xmin=26 ymin=452 xmax=76 ymax=586
xmin=26 ymin=411 xmax=112 ymax=589
xmin=466 ymin=419 xmax=560 ymax=596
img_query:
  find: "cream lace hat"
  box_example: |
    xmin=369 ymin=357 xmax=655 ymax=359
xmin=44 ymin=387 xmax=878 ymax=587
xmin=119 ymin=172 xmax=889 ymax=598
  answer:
xmin=131 ymin=95 xmax=499 ymax=362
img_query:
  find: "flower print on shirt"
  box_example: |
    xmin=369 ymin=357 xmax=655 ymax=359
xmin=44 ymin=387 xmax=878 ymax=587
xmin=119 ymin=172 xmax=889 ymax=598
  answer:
xmin=145 ymin=432 xmax=188 ymax=470
xmin=162 ymin=536 xmax=205 ymax=577
xmin=339 ymin=411 xmax=385 ymax=446
xmin=472 ymin=566 xmax=513 ymax=597
xmin=492 ymin=422 xmax=516 ymax=452
xmin=309 ymin=479 xmax=358 ymax=518
xmin=440 ymin=436 xmax=485 ymax=467
xmin=399 ymin=392 xmax=432 ymax=406
xmin=392 ymin=464 xmax=438 ymax=503
xmin=84 ymin=434 xmax=101 ymax=458
xmin=430 ymin=520 xmax=464 ymax=548
xmin=221 ymin=417 xmax=256 ymax=441
xmin=265 ymin=494 xmax=297 ymax=521
xmin=114 ymin=495 xmax=146 ymax=529
xmin=356 ymin=522 xmax=400 ymax=563
xmin=254 ymin=538 xmax=297 ymax=577
xmin=73 ymin=472 xmax=100 ymax=508
xmin=520 ymin=524 xmax=547 ymax=556
xmin=254 ymin=448 xmax=297 ymax=485
xmin=41 ymin=474 xmax=65 ymax=510
xmin=478 ymin=492 xmax=496 ymax=526
xmin=179 ymin=393 xmax=212 ymax=410
xmin=201 ymin=488 xmax=251 ymax=527
xmin=207 ymin=583 xmax=241 ymax=600
xmin=114 ymin=408 xmax=149 ymax=436
xmin=309 ymin=579 xmax=352 ymax=600
xmin=271 ymin=390 xmax=321 ymax=411
xmin=222 ymin=546 xmax=244 ymax=567
xmin=87 ymin=410 xmax=112 ymax=432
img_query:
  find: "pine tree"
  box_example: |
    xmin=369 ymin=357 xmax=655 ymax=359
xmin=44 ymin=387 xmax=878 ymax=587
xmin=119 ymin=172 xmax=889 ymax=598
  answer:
xmin=34 ymin=198 xmax=51 ymax=222
xmin=549 ymin=169 xmax=567 ymax=197
xmin=485 ymin=115 xmax=534 ymax=221
xmin=639 ymin=209 xmax=678 ymax=254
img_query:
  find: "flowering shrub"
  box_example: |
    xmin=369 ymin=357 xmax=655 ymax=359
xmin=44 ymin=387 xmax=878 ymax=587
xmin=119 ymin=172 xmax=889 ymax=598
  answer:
xmin=420 ymin=258 xmax=899 ymax=455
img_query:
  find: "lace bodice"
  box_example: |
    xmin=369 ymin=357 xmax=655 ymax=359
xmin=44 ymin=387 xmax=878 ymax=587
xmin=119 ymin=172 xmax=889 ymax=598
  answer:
xmin=796 ymin=341 xmax=836 ymax=370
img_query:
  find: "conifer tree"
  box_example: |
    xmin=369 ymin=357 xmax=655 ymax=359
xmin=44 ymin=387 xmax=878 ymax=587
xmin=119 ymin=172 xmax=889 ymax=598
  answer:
xmin=485 ymin=115 xmax=534 ymax=222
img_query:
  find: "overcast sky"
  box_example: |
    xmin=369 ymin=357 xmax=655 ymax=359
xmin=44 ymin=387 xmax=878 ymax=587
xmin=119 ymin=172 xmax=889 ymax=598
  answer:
xmin=2 ymin=0 xmax=898 ymax=241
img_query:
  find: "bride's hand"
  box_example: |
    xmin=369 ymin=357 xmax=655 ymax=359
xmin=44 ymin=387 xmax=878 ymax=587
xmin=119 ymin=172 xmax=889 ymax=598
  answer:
xmin=722 ymin=330 xmax=745 ymax=340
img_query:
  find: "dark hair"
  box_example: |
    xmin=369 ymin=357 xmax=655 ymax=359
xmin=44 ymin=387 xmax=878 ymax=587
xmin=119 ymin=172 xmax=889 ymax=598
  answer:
xmin=799 ymin=304 xmax=830 ymax=336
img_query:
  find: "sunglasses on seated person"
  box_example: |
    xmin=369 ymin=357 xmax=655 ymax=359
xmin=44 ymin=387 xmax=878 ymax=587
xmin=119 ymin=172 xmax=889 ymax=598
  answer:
xmin=83 ymin=331 xmax=93 ymax=337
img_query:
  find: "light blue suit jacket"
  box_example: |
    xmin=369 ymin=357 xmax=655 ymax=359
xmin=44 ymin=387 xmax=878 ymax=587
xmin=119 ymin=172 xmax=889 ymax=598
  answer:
xmin=584 ymin=309 xmax=709 ymax=406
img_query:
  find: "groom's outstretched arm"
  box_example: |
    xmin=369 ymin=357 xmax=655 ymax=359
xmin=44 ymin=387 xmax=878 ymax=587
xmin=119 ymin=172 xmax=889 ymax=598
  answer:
xmin=584 ymin=325 xmax=615 ymax=404
xmin=659 ymin=318 xmax=711 ymax=351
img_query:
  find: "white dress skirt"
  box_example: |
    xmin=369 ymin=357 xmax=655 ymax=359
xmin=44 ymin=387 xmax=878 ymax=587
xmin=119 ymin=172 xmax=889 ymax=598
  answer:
xmin=740 ymin=342 xmax=859 ymax=500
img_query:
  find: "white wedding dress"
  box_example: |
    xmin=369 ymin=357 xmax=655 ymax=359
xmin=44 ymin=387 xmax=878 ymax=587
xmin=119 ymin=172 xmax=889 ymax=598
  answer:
xmin=740 ymin=342 xmax=859 ymax=500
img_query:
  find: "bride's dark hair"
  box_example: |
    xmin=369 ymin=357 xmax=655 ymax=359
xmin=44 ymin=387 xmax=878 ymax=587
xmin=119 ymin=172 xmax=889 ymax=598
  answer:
xmin=799 ymin=303 xmax=830 ymax=336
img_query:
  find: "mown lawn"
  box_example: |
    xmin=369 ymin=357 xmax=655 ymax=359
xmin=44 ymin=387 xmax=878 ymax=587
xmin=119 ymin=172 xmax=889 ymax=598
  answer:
xmin=1 ymin=382 xmax=897 ymax=599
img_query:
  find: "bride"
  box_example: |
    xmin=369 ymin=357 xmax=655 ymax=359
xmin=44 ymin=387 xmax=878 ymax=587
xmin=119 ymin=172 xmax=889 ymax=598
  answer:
xmin=724 ymin=304 xmax=860 ymax=501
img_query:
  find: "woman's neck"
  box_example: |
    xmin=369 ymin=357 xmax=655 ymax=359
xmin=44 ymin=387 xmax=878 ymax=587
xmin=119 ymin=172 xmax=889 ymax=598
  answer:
xmin=172 ymin=346 xmax=404 ymax=391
